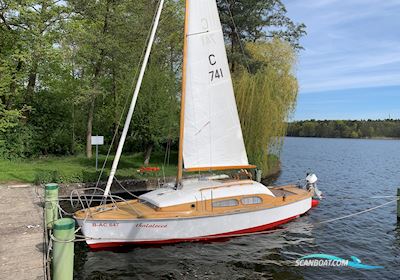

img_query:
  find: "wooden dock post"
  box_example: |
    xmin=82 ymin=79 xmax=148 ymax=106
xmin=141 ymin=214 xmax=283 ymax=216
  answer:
xmin=45 ymin=183 xmax=59 ymax=229
xmin=53 ymin=218 xmax=75 ymax=280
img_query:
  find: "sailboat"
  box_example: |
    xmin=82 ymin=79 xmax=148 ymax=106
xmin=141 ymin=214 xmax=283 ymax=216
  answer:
xmin=74 ymin=0 xmax=319 ymax=249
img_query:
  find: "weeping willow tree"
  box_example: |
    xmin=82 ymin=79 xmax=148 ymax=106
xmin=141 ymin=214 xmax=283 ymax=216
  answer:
xmin=233 ymin=39 xmax=298 ymax=174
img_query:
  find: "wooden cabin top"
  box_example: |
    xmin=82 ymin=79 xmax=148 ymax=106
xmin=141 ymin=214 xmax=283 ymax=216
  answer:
xmin=138 ymin=178 xmax=275 ymax=208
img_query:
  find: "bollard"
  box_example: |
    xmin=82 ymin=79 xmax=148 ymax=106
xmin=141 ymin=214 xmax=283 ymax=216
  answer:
xmin=53 ymin=218 xmax=75 ymax=280
xmin=397 ymin=188 xmax=400 ymax=220
xmin=45 ymin=183 xmax=59 ymax=229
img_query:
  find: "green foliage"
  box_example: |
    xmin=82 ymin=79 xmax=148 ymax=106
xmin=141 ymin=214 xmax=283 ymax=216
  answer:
xmin=0 ymin=125 xmax=36 ymax=159
xmin=0 ymin=0 xmax=183 ymax=160
xmin=0 ymin=0 xmax=301 ymax=182
xmin=128 ymin=65 xmax=179 ymax=153
xmin=234 ymin=39 xmax=298 ymax=174
xmin=287 ymin=119 xmax=400 ymax=139
xmin=0 ymin=104 xmax=21 ymax=133
xmin=0 ymin=153 xmax=177 ymax=184
xmin=33 ymin=169 xmax=107 ymax=185
xmin=217 ymin=0 xmax=306 ymax=70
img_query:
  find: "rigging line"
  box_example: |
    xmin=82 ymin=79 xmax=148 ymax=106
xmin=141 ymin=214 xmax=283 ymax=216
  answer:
xmin=163 ymin=138 xmax=169 ymax=166
xmin=224 ymin=0 xmax=251 ymax=72
xmin=317 ymin=198 xmax=398 ymax=224
xmin=113 ymin=176 xmax=139 ymax=199
xmin=320 ymin=195 xmax=400 ymax=200
xmin=91 ymin=0 xmax=163 ymax=204
xmin=163 ymin=110 xmax=174 ymax=168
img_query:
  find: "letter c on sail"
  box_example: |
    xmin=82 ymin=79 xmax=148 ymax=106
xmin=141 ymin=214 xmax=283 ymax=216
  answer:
xmin=209 ymin=54 xmax=216 ymax=65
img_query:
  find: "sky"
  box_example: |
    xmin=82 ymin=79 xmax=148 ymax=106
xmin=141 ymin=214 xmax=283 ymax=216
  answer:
xmin=284 ymin=0 xmax=400 ymax=120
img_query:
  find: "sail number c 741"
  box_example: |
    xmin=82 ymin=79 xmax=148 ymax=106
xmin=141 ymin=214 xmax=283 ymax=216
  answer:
xmin=209 ymin=54 xmax=223 ymax=82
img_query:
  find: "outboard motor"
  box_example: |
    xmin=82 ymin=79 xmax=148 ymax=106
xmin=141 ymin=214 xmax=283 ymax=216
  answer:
xmin=305 ymin=173 xmax=322 ymax=199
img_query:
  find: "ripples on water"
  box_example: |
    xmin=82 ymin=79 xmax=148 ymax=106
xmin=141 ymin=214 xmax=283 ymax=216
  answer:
xmin=74 ymin=138 xmax=400 ymax=279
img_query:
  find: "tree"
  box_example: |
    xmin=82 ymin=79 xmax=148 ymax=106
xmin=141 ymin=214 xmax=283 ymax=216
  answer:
xmin=66 ymin=0 xmax=183 ymax=159
xmin=217 ymin=0 xmax=306 ymax=71
xmin=0 ymin=0 xmax=71 ymax=158
xmin=0 ymin=0 xmax=71 ymax=97
xmin=234 ymin=39 xmax=298 ymax=173
xmin=66 ymin=0 xmax=118 ymax=158
xmin=287 ymin=120 xmax=400 ymax=139
xmin=0 ymin=0 xmax=306 ymax=167
xmin=129 ymin=65 xmax=179 ymax=165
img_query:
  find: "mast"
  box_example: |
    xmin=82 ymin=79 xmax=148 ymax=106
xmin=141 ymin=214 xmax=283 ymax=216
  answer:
xmin=176 ymin=0 xmax=189 ymax=187
xmin=103 ymin=0 xmax=165 ymax=197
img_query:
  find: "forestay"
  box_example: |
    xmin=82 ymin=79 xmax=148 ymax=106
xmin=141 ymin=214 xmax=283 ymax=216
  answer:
xmin=183 ymin=0 xmax=249 ymax=170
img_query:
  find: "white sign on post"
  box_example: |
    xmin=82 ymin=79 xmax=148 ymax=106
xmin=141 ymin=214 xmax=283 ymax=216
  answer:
xmin=91 ymin=136 xmax=104 ymax=145
xmin=91 ymin=136 xmax=104 ymax=170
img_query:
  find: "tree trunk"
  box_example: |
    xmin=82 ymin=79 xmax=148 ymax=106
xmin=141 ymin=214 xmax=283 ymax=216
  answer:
xmin=26 ymin=58 xmax=38 ymax=97
xmin=8 ymin=60 xmax=23 ymax=107
xmin=230 ymin=30 xmax=236 ymax=73
xmin=86 ymin=98 xmax=95 ymax=158
xmin=85 ymin=0 xmax=111 ymax=158
xmin=143 ymin=144 xmax=153 ymax=166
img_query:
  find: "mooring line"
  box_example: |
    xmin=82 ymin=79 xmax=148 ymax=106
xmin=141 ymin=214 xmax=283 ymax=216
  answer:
xmin=317 ymin=198 xmax=398 ymax=224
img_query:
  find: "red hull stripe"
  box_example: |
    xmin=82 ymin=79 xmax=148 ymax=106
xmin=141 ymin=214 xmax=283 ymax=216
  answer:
xmin=88 ymin=214 xmax=301 ymax=249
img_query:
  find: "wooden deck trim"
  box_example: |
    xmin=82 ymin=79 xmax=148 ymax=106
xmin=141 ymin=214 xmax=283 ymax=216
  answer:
xmin=184 ymin=165 xmax=257 ymax=172
xmin=199 ymin=180 xmax=254 ymax=191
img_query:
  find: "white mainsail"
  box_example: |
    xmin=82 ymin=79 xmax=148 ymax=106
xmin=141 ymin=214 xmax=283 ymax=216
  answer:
xmin=183 ymin=0 xmax=249 ymax=170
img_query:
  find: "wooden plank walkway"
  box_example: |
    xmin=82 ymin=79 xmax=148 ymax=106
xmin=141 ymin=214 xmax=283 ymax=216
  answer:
xmin=0 ymin=184 xmax=45 ymax=280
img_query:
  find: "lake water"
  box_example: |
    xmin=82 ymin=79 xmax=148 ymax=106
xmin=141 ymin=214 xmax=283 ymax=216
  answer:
xmin=73 ymin=137 xmax=400 ymax=279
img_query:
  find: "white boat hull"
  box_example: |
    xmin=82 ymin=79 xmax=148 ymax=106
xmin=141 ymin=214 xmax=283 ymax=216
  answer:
xmin=76 ymin=197 xmax=312 ymax=248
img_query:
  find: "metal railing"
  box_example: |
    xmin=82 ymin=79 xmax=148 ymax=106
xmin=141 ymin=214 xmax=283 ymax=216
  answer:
xmin=69 ymin=187 xmax=142 ymax=217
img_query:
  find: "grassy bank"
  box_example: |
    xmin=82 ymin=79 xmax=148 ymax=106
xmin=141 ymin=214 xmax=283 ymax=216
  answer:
xmin=0 ymin=152 xmax=178 ymax=184
xmin=0 ymin=152 xmax=282 ymax=184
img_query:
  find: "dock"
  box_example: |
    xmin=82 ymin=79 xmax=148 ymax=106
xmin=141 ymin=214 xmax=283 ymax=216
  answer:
xmin=0 ymin=183 xmax=45 ymax=280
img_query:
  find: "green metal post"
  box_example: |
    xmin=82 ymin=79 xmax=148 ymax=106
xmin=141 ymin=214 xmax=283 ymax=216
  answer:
xmin=397 ymin=188 xmax=400 ymax=220
xmin=45 ymin=183 xmax=59 ymax=229
xmin=53 ymin=218 xmax=75 ymax=280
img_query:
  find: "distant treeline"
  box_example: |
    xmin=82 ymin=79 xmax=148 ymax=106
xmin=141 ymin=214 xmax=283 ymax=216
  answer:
xmin=287 ymin=120 xmax=400 ymax=138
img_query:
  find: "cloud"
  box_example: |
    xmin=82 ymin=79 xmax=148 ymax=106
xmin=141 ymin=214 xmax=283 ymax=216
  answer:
xmin=284 ymin=0 xmax=400 ymax=93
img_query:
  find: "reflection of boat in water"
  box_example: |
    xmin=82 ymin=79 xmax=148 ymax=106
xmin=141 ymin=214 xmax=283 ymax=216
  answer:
xmin=74 ymin=0 xmax=320 ymax=249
